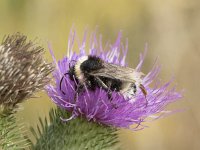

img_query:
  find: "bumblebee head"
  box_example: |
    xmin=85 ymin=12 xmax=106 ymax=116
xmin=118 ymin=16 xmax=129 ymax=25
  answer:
xmin=73 ymin=56 xmax=88 ymax=82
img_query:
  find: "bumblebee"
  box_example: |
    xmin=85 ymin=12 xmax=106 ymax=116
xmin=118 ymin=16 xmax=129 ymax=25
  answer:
xmin=60 ymin=55 xmax=147 ymax=100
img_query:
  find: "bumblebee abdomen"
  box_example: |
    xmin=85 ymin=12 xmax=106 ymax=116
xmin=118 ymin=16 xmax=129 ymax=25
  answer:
xmin=110 ymin=79 xmax=123 ymax=91
xmin=100 ymin=77 xmax=123 ymax=91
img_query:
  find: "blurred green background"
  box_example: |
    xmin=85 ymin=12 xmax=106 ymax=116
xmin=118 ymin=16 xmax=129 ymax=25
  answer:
xmin=0 ymin=0 xmax=200 ymax=149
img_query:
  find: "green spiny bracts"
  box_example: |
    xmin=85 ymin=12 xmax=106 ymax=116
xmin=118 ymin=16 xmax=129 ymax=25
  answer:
xmin=0 ymin=113 xmax=30 ymax=150
xmin=31 ymin=108 xmax=120 ymax=150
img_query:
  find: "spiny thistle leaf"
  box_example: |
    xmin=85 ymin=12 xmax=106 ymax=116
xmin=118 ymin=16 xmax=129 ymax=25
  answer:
xmin=31 ymin=108 xmax=120 ymax=150
xmin=0 ymin=113 xmax=30 ymax=150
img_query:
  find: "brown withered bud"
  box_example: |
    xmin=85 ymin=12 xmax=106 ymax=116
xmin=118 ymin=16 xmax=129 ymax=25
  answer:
xmin=0 ymin=33 xmax=53 ymax=114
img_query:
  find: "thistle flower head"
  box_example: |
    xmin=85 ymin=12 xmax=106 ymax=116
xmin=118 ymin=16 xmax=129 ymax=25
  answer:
xmin=47 ymin=30 xmax=182 ymax=130
xmin=0 ymin=33 xmax=53 ymax=114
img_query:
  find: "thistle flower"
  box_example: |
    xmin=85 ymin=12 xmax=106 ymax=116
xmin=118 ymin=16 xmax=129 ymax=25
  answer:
xmin=0 ymin=33 xmax=53 ymax=114
xmin=47 ymin=30 xmax=182 ymax=130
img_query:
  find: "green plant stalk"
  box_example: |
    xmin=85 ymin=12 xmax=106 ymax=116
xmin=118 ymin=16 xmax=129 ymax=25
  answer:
xmin=0 ymin=110 xmax=30 ymax=150
xmin=31 ymin=108 xmax=120 ymax=150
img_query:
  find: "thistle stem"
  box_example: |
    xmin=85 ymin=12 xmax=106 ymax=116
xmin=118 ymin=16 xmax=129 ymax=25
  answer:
xmin=0 ymin=111 xmax=29 ymax=150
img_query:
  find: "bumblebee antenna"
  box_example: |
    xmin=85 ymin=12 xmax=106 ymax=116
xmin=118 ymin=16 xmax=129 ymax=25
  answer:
xmin=60 ymin=60 xmax=76 ymax=95
xmin=60 ymin=72 xmax=69 ymax=95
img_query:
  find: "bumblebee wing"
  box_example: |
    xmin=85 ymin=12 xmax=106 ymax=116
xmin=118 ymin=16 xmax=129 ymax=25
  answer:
xmin=89 ymin=62 xmax=144 ymax=82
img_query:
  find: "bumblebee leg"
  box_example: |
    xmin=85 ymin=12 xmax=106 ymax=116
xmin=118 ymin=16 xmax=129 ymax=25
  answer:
xmin=139 ymin=84 xmax=147 ymax=97
xmin=74 ymin=84 xmax=84 ymax=102
xmin=139 ymin=84 xmax=148 ymax=107
xmin=107 ymin=90 xmax=112 ymax=99
xmin=108 ymin=91 xmax=118 ymax=109
xmin=95 ymin=77 xmax=112 ymax=99
xmin=71 ymin=84 xmax=84 ymax=116
xmin=95 ymin=77 xmax=118 ymax=109
xmin=95 ymin=77 xmax=109 ymax=90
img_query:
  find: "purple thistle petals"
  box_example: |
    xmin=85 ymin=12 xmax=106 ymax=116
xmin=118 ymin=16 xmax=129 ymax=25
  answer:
xmin=46 ymin=29 xmax=182 ymax=129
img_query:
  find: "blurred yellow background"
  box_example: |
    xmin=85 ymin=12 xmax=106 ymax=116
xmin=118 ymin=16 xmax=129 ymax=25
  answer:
xmin=0 ymin=0 xmax=200 ymax=149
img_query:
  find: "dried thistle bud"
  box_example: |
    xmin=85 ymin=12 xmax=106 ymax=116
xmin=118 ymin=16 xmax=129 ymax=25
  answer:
xmin=0 ymin=33 xmax=53 ymax=114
